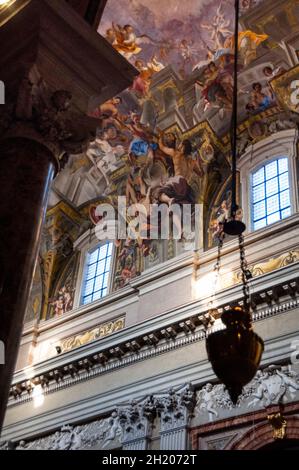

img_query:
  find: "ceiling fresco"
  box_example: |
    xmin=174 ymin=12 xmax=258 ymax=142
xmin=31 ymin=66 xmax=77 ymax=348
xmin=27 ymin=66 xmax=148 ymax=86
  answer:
xmin=99 ymin=0 xmax=261 ymax=76
xmin=44 ymin=0 xmax=299 ymax=316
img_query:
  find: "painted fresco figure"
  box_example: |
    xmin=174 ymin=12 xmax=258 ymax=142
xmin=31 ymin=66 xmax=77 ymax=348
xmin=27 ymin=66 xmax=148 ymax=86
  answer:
xmin=157 ymin=132 xmax=203 ymax=205
xmin=201 ymin=3 xmax=232 ymax=50
xmin=246 ymin=82 xmax=273 ymax=112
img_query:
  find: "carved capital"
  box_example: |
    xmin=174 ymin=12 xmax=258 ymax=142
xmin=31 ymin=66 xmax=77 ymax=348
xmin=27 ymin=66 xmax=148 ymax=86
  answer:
xmin=0 ymin=69 xmax=98 ymax=165
xmin=156 ymin=384 xmax=195 ymax=432
xmin=118 ymin=396 xmax=157 ymax=443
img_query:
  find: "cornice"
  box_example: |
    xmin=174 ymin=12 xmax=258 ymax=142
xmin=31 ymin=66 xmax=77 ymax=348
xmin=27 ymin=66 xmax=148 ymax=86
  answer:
xmin=9 ymin=263 xmax=299 ymax=407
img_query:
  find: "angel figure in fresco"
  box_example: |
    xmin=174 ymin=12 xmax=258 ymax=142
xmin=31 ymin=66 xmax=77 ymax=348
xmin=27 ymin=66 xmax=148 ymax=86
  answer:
xmin=111 ymin=23 xmax=161 ymax=61
xmin=178 ymin=39 xmax=203 ymax=76
xmin=263 ymin=65 xmax=286 ymax=81
xmin=87 ymin=129 xmax=125 ymax=186
xmin=201 ymin=2 xmax=232 ymax=50
xmin=126 ymin=113 xmax=158 ymax=163
xmin=90 ymin=96 xmax=124 ymax=127
xmin=111 ymin=23 xmax=142 ymax=59
xmin=50 ymin=295 xmax=65 ymax=317
xmin=105 ymin=28 xmax=117 ymax=46
xmin=225 ymin=30 xmax=269 ymax=66
xmin=58 ymin=285 xmax=74 ymax=312
xmin=49 ymin=285 xmax=75 ymax=317
xmin=246 ymin=82 xmax=274 ymax=113
xmin=114 ymin=240 xmax=139 ymax=288
xmin=196 ymin=61 xmax=233 ymax=117
xmin=132 ymin=60 xmax=154 ymax=98
xmin=131 ymin=55 xmax=165 ymax=98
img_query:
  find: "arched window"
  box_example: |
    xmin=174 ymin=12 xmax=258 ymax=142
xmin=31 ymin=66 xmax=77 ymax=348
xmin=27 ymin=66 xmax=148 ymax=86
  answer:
xmin=81 ymin=241 xmax=114 ymax=305
xmin=251 ymin=157 xmax=291 ymax=231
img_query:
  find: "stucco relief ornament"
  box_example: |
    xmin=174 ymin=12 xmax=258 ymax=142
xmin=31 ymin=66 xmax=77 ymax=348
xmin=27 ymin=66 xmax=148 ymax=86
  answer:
xmin=247 ymin=365 xmax=299 ymax=408
xmin=157 ymin=385 xmax=195 ymax=431
xmin=117 ymin=396 xmax=157 ymax=443
xmin=0 ymin=67 xmax=97 ymax=165
xmin=196 ymin=383 xmax=233 ymax=422
xmin=195 ymin=365 xmax=299 ymax=423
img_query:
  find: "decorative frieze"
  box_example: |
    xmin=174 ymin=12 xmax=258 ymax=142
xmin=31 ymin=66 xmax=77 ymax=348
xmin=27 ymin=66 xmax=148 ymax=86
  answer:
xmin=59 ymin=317 xmax=125 ymax=353
xmin=8 ymin=289 xmax=299 ymax=406
xmin=2 ymin=385 xmax=194 ymax=451
xmin=195 ymin=364 xmax=299 ymax=425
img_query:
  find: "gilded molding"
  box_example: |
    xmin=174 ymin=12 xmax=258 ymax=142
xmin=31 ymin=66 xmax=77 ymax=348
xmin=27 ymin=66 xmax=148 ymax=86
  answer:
xmin=231 ymin=250 xmax=299 ymax=287
xmin=59 ymin=317 xmax=125 ymax=353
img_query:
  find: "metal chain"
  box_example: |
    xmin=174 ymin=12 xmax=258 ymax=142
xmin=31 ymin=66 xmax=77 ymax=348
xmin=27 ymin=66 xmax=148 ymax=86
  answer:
xmin=238 ymin=233 xmax=252 ymax=327
xmin=208 ymin=235 xmax=224 ymax=311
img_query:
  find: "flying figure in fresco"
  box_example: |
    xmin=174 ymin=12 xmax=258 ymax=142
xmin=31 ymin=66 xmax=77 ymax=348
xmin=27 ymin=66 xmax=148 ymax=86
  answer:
xmin=107 ymin=23 xmax=166 ymax=61
xmin=87 ymin=130 xmax=125 ymax=186
xmin=201 ymin=2 xmax=232 ymax=50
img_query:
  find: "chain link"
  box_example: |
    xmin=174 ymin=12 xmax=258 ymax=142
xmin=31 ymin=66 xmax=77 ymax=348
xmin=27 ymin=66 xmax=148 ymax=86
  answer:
xmin=238 ymin=233 xmax=252 ymax=327
xmin=208 ymin=235 xmax=224 ymax=311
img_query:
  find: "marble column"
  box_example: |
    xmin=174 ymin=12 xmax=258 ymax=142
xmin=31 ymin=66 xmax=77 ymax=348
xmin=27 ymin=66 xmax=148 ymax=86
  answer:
xmin=0 ymin=137 xmax=58 ymax=431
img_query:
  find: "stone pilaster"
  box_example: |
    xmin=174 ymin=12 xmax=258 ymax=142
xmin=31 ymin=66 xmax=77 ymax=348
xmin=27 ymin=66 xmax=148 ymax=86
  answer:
xmin=157 ymin=384 xmax=195 ymax=450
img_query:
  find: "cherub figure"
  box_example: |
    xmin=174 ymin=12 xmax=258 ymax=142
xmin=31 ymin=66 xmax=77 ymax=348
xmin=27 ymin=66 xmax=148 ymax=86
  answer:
xmin=112 ymin=24 xmax=142 ymax=59
xmin=197 ymin=383 xmax=219 ymax=422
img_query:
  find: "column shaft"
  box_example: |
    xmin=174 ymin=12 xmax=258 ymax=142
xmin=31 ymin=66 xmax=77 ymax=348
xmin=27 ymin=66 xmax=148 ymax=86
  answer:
xmin=0 ymin=137 xmax=57 ymax=432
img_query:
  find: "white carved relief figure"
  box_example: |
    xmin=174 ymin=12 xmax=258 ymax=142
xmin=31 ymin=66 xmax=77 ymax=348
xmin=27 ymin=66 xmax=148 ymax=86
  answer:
xmin=196 ymin=383 xmax=221 ymax=422
xmin=102 ymin=411 xmax=123 ymax=448
xmin=248 ymin=365 xmax=299 ymax=408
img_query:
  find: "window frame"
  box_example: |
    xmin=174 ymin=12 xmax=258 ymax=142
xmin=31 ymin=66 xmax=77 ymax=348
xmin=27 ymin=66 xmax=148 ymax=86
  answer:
xmin=73 ymin=230 xmax=116 ymax=309
xmin=238 ymin=129 xmax=298 ymax=233
xmin=80 ymin=240 xmax=114 ymax=306
xmin=250 ymin=156 xmax=292 ymax=231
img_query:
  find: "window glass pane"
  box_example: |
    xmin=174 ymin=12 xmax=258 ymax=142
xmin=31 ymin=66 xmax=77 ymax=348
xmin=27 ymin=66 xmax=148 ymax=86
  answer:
xmin=265 ymin=160 xmax=278 ymax=180
xmin=83 ymin=295 xmax=92 ymax=305
xmin=105 ymin=256 xmax=112 ymax=273
xmin=253 ymin=183 xmax=265 ymax=203
xmin=84 ymin=279 xmax=95 ymax=296
xmin=99 ymin=244 xmax=108 ymax=259
xmin=266 ymin=194 xmax=279 ymax=215
xmin=251 ymin=158 xmax=291 ymax=231
xmin=107 ymin=243 xmax=113 ymax=256
xmin=281 ymin=207 xmax=291 ymax=219
xmin=252 ymin=167 xmax=264 ymax=186
xmin=278 ymin=158 xmax=288 ymax=174
xmin=279 ymin=172 xmax=289 ymax=192
xmin=280 ymin=190 xmax=290 ymax=209
xmin=267 ymin=212 xmax=280 ymax=225
xmin=86 ymin=263 xmax=97 ymax=280
xmin=89 ymin=250 xmax=98 ymax=264
xmin=253 ymin=200 xmax=266 ymax=220
xmin=102 ymin=274 xmax=109 ymax=289
xmin=81 ymin=242 xmax=113 ymax=306
xmin=92 ymin=290 xmax=103 ymax=301
xmin=266 ymin=178 xmax=278 ymax=197
xmin=254 ymin=218 xmax=267 ymax=230
xmin=94 ymin=275 xmax=104 ymax=292
xmin=96 ymin=259 xmax=106 ymax=276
